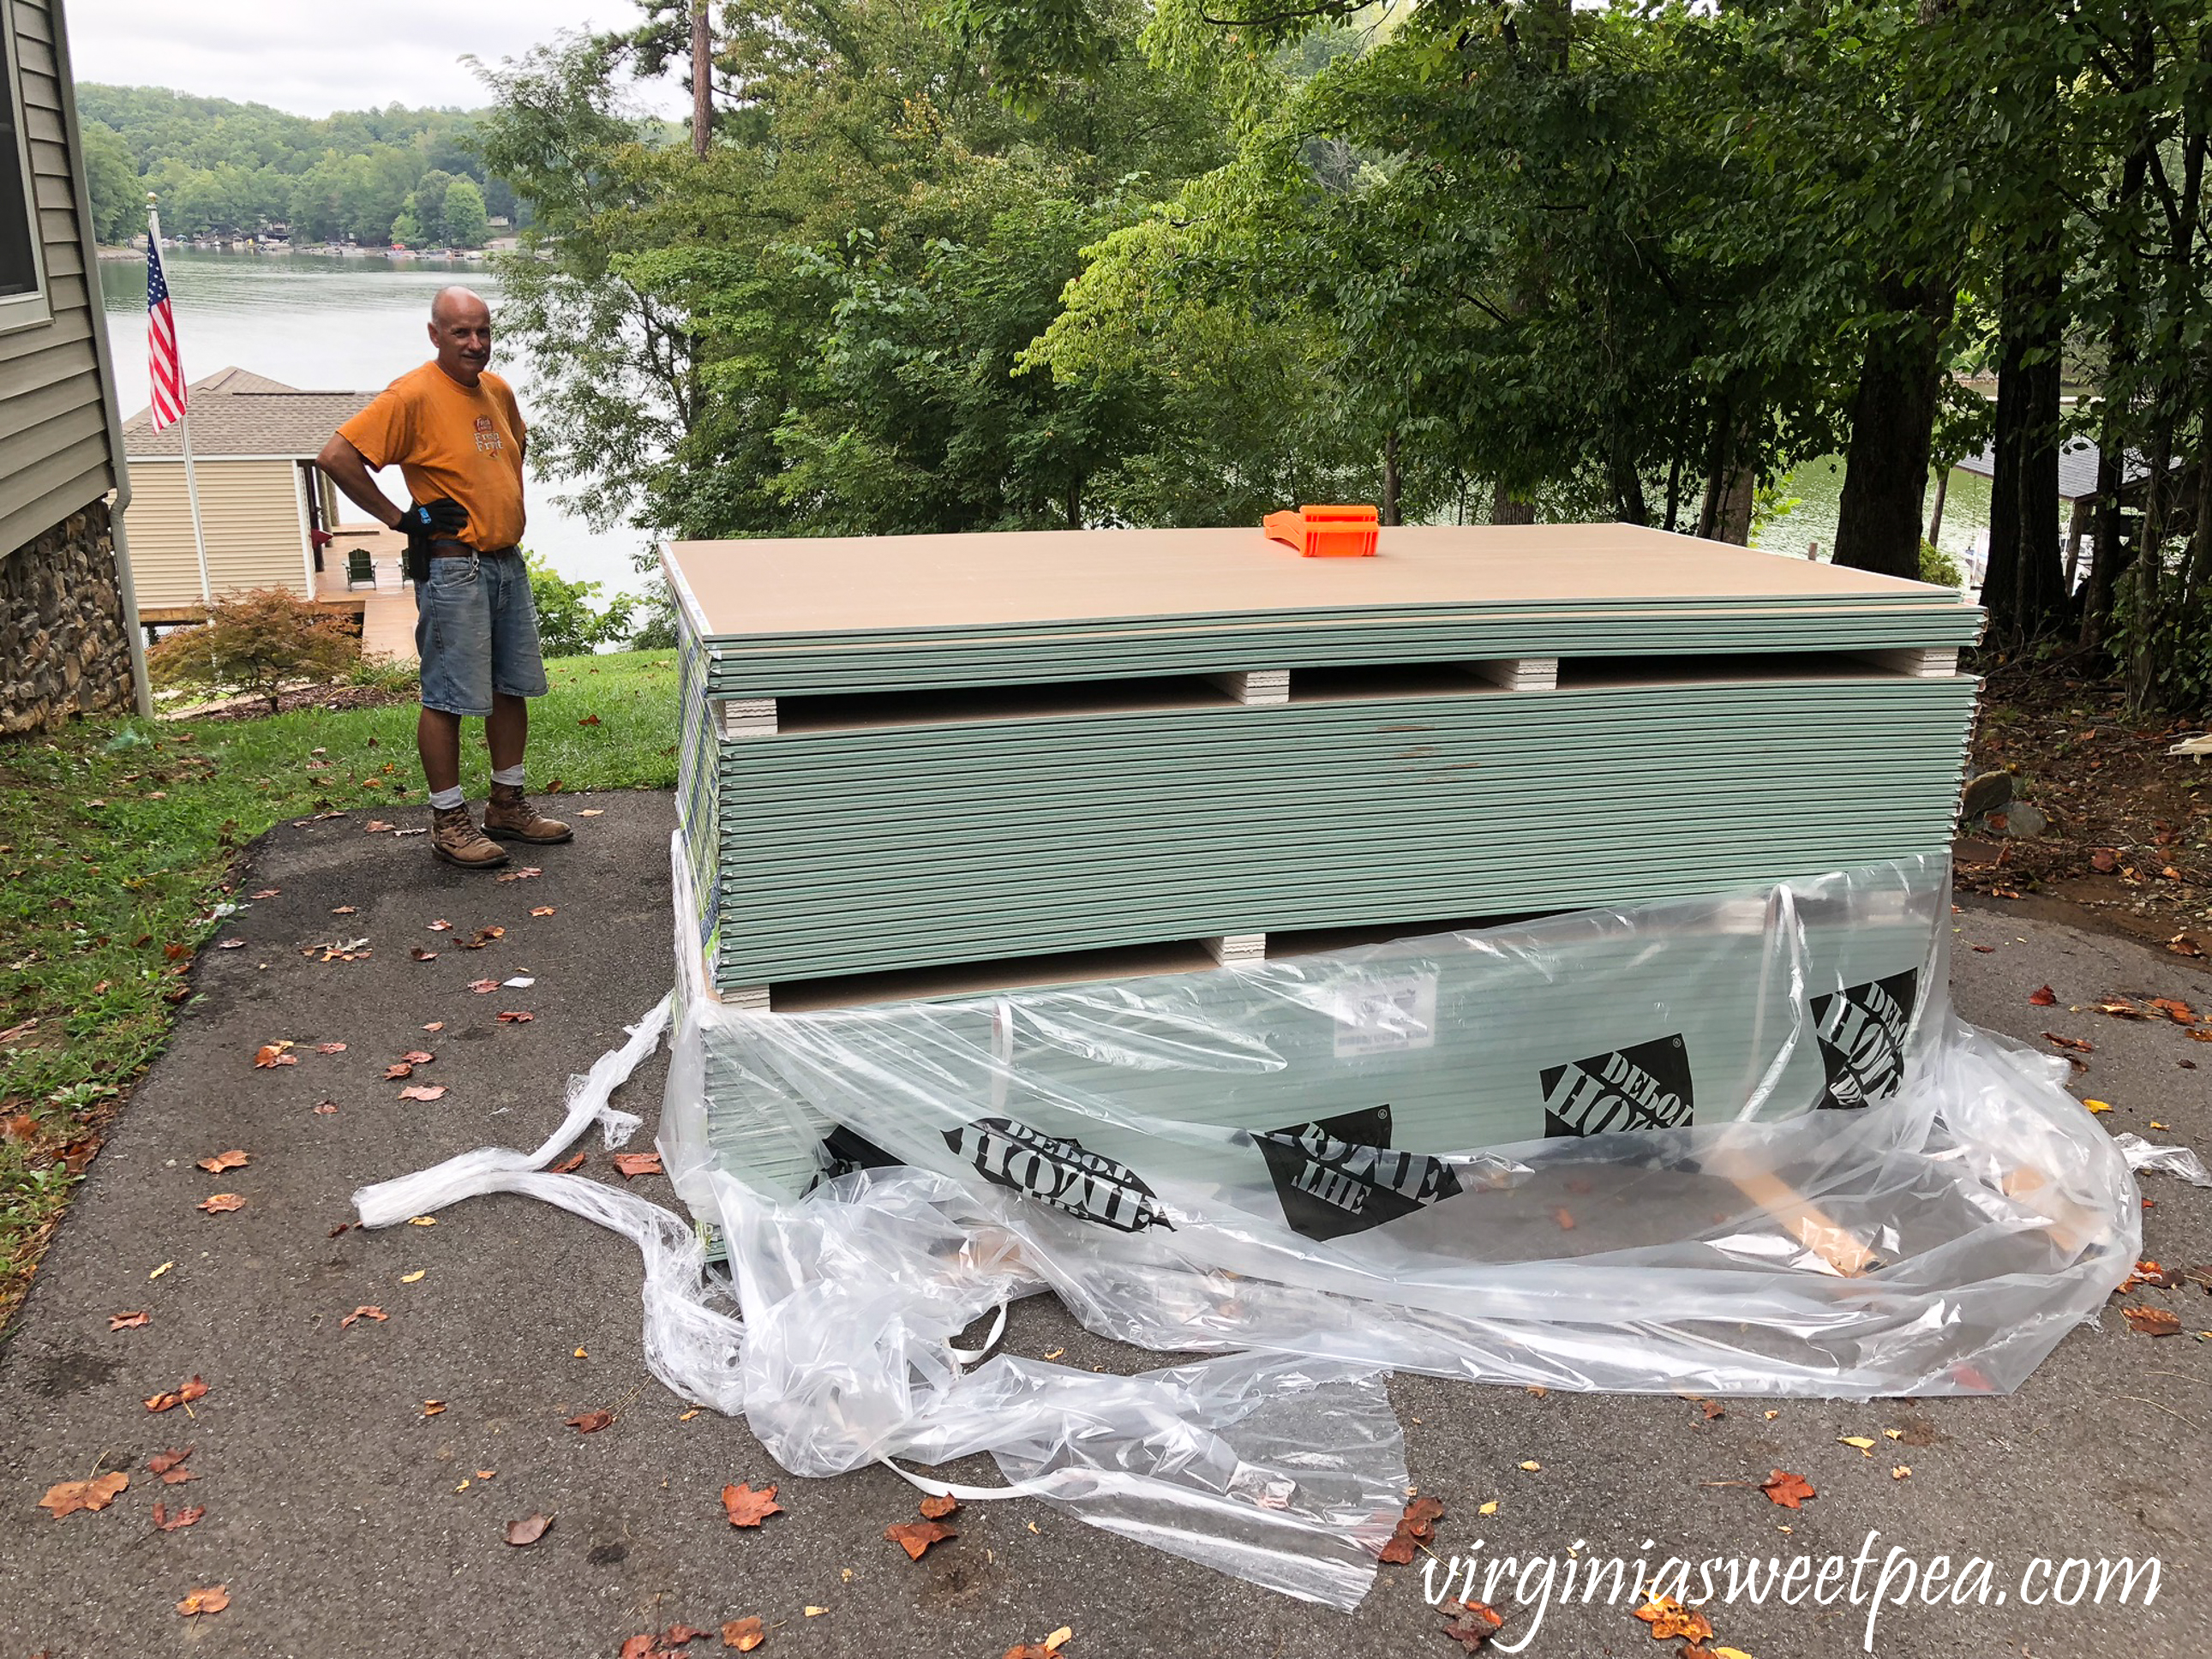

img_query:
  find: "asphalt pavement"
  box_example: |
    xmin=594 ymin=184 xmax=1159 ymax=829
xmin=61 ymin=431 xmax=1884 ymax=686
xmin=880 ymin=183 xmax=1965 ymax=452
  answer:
xmin=3 ymin=792 xmax=2209 ymax=1659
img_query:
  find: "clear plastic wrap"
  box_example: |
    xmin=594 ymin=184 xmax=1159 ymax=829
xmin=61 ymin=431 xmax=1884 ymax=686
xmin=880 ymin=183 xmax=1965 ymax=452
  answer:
xmin=360 ymin=845 xmax=2139 ymax=1613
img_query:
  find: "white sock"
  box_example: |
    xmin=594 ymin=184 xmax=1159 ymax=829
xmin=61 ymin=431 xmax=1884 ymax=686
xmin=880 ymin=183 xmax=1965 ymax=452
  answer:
xmin=490 ymin=764 xmax=526 ymax=788
xmin=429 ymin=785 xmax=466 ymax=811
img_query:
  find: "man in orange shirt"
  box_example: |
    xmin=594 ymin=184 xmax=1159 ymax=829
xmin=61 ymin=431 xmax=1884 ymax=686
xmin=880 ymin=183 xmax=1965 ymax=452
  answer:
xmin=316 ymin=286 xmax=571 ymax=870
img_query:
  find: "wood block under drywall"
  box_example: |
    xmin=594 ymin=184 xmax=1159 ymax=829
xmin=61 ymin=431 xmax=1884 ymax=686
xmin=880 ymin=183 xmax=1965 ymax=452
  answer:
xmin=1201 ymin=932 xmax=1268 ymax=966
xmin=1462 ymin=656 xmax=1559 ymax=692
xmin=1861 ymin=646 xmax=1960 ymax=679
xmin=1204 ymin=668 xmax=1290 ymax=705
xmin=718 ymin=698 xmax=777 ymax=738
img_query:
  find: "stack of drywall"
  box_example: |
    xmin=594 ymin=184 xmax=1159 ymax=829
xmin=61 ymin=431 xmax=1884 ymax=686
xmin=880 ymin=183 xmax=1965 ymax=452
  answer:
xmin=666 ymin=523 xmax=1980 ymax=1005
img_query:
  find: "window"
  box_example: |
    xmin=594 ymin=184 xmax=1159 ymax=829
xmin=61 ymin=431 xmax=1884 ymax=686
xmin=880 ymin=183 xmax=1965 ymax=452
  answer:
xmin=0 ymin=0 xmax=48 ymax=317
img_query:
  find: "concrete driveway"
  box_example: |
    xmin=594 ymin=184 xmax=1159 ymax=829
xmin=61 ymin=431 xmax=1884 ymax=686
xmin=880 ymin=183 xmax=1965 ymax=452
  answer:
xmin=3 ymin=791 xmax=2208 ymax=1659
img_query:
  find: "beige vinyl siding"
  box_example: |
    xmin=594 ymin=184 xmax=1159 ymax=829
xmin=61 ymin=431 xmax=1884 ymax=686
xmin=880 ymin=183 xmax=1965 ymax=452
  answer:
xmin=0 ymin=0 xmax=117 ymax=557
xmin=124 ymin=458 xmax=310 ymax=608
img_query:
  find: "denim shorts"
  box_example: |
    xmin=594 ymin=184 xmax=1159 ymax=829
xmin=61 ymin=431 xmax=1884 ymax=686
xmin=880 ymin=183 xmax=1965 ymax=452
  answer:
xmin=413 ymin=552 xmax=549 ymax=718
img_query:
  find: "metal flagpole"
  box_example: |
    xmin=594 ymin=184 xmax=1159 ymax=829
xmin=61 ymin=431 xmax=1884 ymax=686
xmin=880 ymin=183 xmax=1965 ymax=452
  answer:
xmin=147 ymin=196 xmax=211 ymax=608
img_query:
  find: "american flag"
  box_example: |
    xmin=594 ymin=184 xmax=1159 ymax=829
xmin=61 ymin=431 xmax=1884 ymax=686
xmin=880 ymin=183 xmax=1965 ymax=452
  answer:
xmin=147 ymin=237 xmax=186 ymax=430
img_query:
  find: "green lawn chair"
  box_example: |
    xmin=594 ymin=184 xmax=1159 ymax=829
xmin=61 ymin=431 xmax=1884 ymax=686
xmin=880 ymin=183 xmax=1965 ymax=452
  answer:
xmin=345 ymin=546 xmax=376 ymax=590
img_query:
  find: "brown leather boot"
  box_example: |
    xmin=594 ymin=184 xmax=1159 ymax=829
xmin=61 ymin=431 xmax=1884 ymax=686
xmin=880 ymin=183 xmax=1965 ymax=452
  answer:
xmin=431 ymin=804 xmax=510 ymax=870
xmin=483 ymin=782 xmax=573 ymax=844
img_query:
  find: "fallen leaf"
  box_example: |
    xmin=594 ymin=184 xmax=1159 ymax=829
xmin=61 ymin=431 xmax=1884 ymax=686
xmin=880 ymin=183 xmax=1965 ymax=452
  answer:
xmin=428 ymin=919 xmax=453 ymax=931
xmin=553 ymin=1152 xmax=586 ymax=1174
xmin=2097 ymin=998 xmax=2147 ymax=1020
xmin=153 ymin=1500 xmax=206 ymax=1530
xmin=411 ymin=947 xmax=438 ymax=961
xmin=1891 ymin=1464 xmax=1913 ymax=1480
xmin=2170 ymin=932 xmax=2207 ymax=958
xmin=722 ymin=1482 xmax=783 ymax=1527
xmin=1042 ymin=1632 xmax=1072 ymax=1654
xmin=147 ymin=1446 xmax=195 ymax=1482
xmin=494 ymin=866 xmax=543 ymax=883
xmin=197 ymin=1193 xmax=245 ymax=1213
xmin=467 ymin=979 xmax=500 ymax=994
xmin=614 ymin=1152 xmax=663 ymax=1178
xmin=663 ymin=1627 xmax=710 ymax=1647
xmin=2092 ymin=848 xmax=2119 ymax=872
xmin=313 ymin=1101 xmax=338 ymax=1115
xmin=885 ymin=1519 xmax=956 ymax=1560
xmin=579 ymin=808 xmax=603 ymax=817
xmin=2083 ymin=1099 xmax=2113 ymax=1114
xmin=175 ymin=1585 xmax=229 ymax=1617
xmin=341 ymin=1305 xmax=387 ymax=1327
xmin=2044 ymin=1033 xmax=2094 ymax=1053
xmin=1760 ymin=1470 xmax=1815 ymax=1508
xmin=385 ymin=1063 xmax=415 ymax=1080
xmin=400 ymin=1270 xmax=426 ymax=1284
xmin=2149 ymin=998 xmax=2198 ymax=1025
xmin=1478 ymin=1500 xmax=1498 ymax=1515
xmin=566 ymin=1410 xmax=614 ymax=1434
xmin=477 ymin=1470 xmax=496 ymax=1480
xmin=403 ymin=1050 xmax=435 ymax=1064
xmin=722 ymin=1616 xmax=766 ymax=1651
xmin=217 ymin=937 xmax=247 ymax=949
xmin=364 ymin=820 xmax=393 ymax=834
xmin=919 ymin=1494 xmax=960 ymax=1520
xmin=1518 ymin=1460 xmax=1542 ymax=1472
xmin=1970 ymin=943 xmax=1995 ymax=953
xmin=504 ymin=1512 xmax=554 ymax=1547
xmin=332 ymin=905 xmax=357 ymax=915
xmin=316 ymin=1041 xmax=347 ymax=1053
xmin=250 ymin=887 xmax=280 ymax=899
xmin=620 ymin=1638 xmax=658 ymax=1659
xmin=38 ymin=1470 xmax=129 ymax=1518
xmin=399 ymin=1085 xmax=447 ymax=1102
xmin=1632 ymin=1596 xmax=1712 ymax=1643
xmin=2029 ymin=985 xmax=2057 ymax=1007
xmin=423 ymin=1021 xmax=445 ymax=1031
xmin=1440 ymin=1600 xmax=1507 ymax=1652
xmin=1377 ymin=1494 xmax=1446 ymax=1564
xmin=1551 ymin=1206 xmax=1576 ymax=1231
xmin=253 ymin=1044 xmax=297 ymax=1068
xmin=422 ymin=1400 xmax=446 ymax=1416
xmin=109 ymin=1310 xmax=149 ymax=1330
xmin=578 ymin=714 xmax=602 ymax=726
xmin=1838 ymin=1435 xmax=1876 ymax=1452
xmin=531 ymin=906 xmax=557 ymax=917
xmin=146 ymin=1380 xmax=210 ymax=1416
xmin=2125 ymin=1306 xmax=2183 ymax=1337
xmin=497 ymin=1009 xmax=535 ymax=1023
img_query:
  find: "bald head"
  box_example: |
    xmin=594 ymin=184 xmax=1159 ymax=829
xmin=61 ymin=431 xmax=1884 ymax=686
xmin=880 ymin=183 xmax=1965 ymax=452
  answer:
xmin=428 ymin=286 xmax=493 ymax=386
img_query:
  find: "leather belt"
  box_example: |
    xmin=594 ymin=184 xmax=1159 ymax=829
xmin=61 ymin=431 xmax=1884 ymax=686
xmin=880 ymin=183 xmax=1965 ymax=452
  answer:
xmin=427 ymin=540 xmax=519 ymax=559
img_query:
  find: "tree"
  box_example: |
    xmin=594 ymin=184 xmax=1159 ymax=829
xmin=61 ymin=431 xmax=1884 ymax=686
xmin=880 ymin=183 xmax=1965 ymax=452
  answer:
xmin=145 ymin=590 xmax=360 ymax=713
xmin=440 ymin=177 xmax=490 ymax=247
xmin=81 ymin=121 xmax=140 ymax=245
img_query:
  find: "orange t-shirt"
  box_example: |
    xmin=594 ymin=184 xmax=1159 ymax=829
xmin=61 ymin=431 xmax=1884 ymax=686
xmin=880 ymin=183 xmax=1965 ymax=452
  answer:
xmin=339 ymin=362 xmax=528 ymax=553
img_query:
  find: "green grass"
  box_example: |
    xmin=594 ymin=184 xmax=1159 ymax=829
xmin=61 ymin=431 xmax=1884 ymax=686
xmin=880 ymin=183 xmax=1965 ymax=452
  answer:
xmin=0 ymin=649 xmax=680 ymax=1325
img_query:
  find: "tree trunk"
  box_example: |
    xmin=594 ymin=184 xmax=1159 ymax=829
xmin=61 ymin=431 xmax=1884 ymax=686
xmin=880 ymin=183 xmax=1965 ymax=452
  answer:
xmin=1926 ymin=468 xmax=1949 ymax=546
xmin=1985 ymin=247 xmax=2067 ymax=638
xmin=1713 ymin=463 xmax=1754 ymax=545
xmin=1832 ymin=279 xmax=1954 ymax=580
xmin=1610 ymin=422 xmax=1648 ymax=526
xmin=1065 ymin=474 xmax=1082 ymax=530
xmin=2127 ymin=418 xmax=2176 ymax=708
xmin=1662 ymin=451 xmax=1684 ymax=534
xmin=692 ymin=0 xmax=713 ymax=158
xmin=1490 ymin=482 xmax=1536 ymax=525
xmin=1382 ymin=430 xmax=1401 ymax=526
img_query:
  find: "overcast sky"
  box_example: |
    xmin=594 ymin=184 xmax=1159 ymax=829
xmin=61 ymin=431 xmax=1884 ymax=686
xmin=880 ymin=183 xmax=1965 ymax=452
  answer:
xmin=64 ymin=0 xmax=685 ymax=118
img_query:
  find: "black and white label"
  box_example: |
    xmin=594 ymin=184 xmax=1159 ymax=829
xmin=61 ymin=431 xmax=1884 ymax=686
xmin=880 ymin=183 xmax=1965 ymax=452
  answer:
xmin=943 ymin=1117 xmax=1173 ymax=1232
xmin=1538 ymin=1035 xmax=1695 ymax=1138
xmin=1809 ymin=969 xmax=1918 ymax=1110
xmin=1256 ymin=1105 xmax=1465 ymax=1241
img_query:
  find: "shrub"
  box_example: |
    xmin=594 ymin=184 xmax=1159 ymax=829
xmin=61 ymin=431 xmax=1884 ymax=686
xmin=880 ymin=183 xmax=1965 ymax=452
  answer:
xmin=146 ymin=589 xmax=360 ymax=713
xmin=525 ymin=552 xmax=635 ymax=657
xmin=1919 ymin=542 xmax=1964 ymax=588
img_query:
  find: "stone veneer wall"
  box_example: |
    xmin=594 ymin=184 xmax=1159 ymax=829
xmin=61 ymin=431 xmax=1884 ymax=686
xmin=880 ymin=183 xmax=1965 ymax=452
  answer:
xmin=1 ymin=499 xmax=135 ymax=737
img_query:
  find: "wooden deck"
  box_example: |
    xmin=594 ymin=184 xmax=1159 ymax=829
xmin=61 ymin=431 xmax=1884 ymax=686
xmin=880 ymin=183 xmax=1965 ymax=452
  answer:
xmin=315 ymin=523 xmax=417 ymax=664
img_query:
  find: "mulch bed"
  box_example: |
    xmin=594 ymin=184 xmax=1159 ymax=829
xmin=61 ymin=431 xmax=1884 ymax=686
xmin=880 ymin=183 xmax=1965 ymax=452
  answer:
xmin=171 ymin=682 xmax=415 ymax=723
xmin=1957 ymin=658 xmax=2211 ymax=961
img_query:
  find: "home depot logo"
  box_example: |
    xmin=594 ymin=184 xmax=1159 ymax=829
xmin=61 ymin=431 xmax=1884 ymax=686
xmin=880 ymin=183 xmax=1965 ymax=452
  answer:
xmin=1256 ymin=1105 xmax=1464 ymax=1242
xmin=1810 ymin=970 xmax=1918 ymax=1110
xmin=943 ymin=1117 xmax=1173 ymax=1232
xmin=1538 ymin=1036 xmax=1694 ymax=1137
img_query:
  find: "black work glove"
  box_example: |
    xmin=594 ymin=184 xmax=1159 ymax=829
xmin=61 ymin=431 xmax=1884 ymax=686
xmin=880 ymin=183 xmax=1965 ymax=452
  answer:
xmin=398 ymin=498 xmax=468 ymax=582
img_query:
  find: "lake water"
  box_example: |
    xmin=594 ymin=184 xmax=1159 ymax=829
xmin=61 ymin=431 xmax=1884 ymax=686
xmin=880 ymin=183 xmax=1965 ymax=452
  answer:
xmin=97 ymin=249 xmax=647 ymax=597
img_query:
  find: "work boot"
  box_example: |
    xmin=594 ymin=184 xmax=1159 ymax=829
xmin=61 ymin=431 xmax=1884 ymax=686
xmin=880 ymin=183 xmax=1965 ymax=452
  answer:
xmin=431 ymin=804 xmax=510 ymax=870
xmin=483 ymin=782 xmax=573 ymax=844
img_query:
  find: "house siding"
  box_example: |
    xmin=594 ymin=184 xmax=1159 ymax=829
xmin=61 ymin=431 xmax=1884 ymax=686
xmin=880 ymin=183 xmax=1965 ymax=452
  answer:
xmin=0 ymin=0 xmax=137 ymax=732
xmin=125 ymin=458 xmax=313 ymax=608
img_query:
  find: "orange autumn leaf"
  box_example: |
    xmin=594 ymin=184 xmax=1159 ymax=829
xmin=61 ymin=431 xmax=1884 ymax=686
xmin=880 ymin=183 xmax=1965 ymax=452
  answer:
xmin=919 ymin=1493 xmax=960 ymax=1520
xmin=722 ymin=1482 xmax=783 ymax=1527
xmin=1760 ymin=1469 xmax=1816 ymax=1508
xmin=1440 ymin=1600 xmax=1507 ymax=1652
xmin=145 ymin=1375 xmax=208 ymax=1413
xmin=197 ymin=1193 xmax=245 ymax=1213
xmin=340 ymin=1305 xmax=387 ymax=1328
xmin=252 ymin=1044 xmax=297 ymax=1068
xmin=38 ymin=1470 xmax=128 ymax=1518
xmin=175 ymin=1584 xmax=229 ymax=1617
xmin=504 ymin=1512 xmax=554 ymax=1547
xmin=2124 ymin=1306 xmax=2182 ymax=1337
xmin=885 ymin=1518 xmax=956 ymax=1560
xmin=613 ymin=1151 xmax=663 ymax=1178
xmin=195 ymin=1150 xmax=249 ymax=1173
xmin=1632 ymin=1596 xmax=1712 ymax=1642
xmin=722 ymin=1616 xmax=766 ymax=1651
xmin=496 ymin=1009 xmax=535 ymax=1023
xmin=109 ymin=1309 xmax=149 ymax=1331
xmin=552 ymin=1151 xmax=587 ymax=1174
xmin=566 ymin=1410 xmax=614 ymax=1434
xmin=146 ymin=1446 xmax=196 ymax=1484
xmin=531 ymin=906 xmax=557 ymax=918
xmin=2028 ymin=985 xmax=2057 ymax=1007
xmin=399 ymin=1084 xmax=447 ymax=1101
xmin=153 ymin=1500 xmax=206 ymax=1530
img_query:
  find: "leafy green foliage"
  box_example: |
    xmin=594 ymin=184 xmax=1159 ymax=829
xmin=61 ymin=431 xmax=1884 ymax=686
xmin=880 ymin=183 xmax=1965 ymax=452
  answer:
xmin=75 ymin=84 xmax=519 ymax=243
xmin=146 ymin=590 xmax=361 ymax=713
xmin=525 ymin=554 xmax=637 ymax=657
